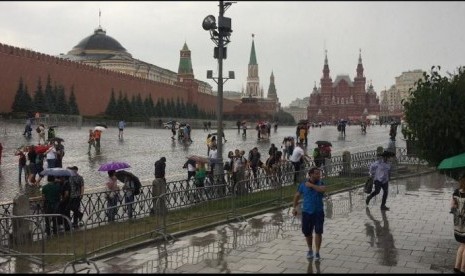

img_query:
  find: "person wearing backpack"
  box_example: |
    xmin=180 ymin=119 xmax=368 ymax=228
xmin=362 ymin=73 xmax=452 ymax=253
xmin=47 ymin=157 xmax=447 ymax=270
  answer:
xmin=67 ymin=166 xmax=84 ymax=228
xmin=122 ymin=175 xmax=135 ymax=219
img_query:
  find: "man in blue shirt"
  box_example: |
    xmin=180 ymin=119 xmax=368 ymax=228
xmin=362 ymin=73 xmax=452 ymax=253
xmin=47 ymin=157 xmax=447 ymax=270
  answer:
xmin=292 ymin=167 xmax=326 ymax=261
xmin=366 ymin=151 xmax=392 ymax=211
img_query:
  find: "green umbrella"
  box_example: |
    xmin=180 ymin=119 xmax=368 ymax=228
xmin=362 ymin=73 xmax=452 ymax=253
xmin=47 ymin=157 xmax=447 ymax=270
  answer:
xmin=438 ymin=152 xmax=465 ymax=170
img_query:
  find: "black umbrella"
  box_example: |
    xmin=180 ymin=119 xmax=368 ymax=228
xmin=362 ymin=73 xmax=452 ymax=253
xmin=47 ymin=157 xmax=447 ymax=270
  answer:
xmin=315 ymin=140 xmax=332 ymax=147
xmin=49 ymin=137 xmax=65 ymax=143
xmin=115 ymin=170 xmax=139 ymax=183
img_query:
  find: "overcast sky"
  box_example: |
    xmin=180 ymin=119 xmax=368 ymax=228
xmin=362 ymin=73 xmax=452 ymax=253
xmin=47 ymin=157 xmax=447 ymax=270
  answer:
xmin=1 ymin=1 xmax=464 ymax=106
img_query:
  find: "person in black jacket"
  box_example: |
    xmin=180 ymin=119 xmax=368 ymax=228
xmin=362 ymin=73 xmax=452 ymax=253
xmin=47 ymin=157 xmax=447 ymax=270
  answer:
xmin=152 ymin=157 xmax=167 ymax=215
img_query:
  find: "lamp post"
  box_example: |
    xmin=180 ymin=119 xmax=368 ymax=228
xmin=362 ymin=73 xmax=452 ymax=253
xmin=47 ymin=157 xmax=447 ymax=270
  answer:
xmin=203 ymin=1 xmax=235 ymax=178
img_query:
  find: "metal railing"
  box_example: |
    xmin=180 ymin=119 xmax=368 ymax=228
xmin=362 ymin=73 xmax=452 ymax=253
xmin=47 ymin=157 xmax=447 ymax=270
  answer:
xmin=0 ymin=147 xmax=428 ymax=272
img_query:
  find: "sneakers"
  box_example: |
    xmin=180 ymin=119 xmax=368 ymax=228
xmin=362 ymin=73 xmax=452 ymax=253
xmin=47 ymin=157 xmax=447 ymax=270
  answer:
xmin=380 ymin=206 xmax=390 ymax=211
xmin=314 ymin=253 xmax=321 ymax=261
xmin=306 ymin=250 xmax=314 ymax=259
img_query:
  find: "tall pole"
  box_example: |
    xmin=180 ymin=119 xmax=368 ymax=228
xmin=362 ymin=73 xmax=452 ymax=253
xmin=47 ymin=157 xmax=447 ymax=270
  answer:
xmin=215 ymin=1 xmax=225 ymax=177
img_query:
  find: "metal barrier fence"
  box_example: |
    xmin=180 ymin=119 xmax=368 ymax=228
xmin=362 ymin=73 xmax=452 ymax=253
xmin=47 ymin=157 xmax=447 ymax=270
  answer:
xmin=0 ymin=147 xmax=426 ymax=272
xmin=0 ymin=214 xmax=76 ymax=272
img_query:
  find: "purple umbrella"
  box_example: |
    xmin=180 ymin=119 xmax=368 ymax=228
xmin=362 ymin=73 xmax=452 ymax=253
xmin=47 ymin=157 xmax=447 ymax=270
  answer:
xmin=98 ymin=161 xmax=131 ymax=172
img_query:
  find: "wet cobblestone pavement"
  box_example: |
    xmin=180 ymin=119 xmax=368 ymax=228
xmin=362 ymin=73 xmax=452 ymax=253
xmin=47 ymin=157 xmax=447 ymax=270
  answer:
xmin=0 ymin=123 xmax=402 ymax=202
xmin=63 ymin=172 xmax=457 ymax=274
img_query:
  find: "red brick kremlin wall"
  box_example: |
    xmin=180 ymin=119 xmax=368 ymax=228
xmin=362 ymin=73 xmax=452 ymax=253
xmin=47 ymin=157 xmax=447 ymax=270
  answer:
xmin=0 ymin=43 xmax=237 ymax=116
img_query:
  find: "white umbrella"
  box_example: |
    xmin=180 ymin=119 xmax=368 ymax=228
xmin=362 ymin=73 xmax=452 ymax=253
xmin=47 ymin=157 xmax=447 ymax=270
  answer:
xmin=94 ymin=126 xmax=106 ymax=131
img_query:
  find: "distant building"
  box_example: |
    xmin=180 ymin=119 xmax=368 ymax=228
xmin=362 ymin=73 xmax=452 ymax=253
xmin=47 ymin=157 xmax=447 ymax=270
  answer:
xmin=380 ymin=85 xmax=402 ymax=122
xmin=396 ymin=69 xmax=424 ymax=105
xmin=60 ymin=25 xmax=212 ymax=95
xmin=225 ymin=35 xmax=280 ymax=120
xmin=0 ymin=23 xmax=244 ymax=115
xmin=289 ymin=97 xmax=309 ymax=109
xmin=307 ymin=50 xmax=380 ymax=123
xmin=379 ymin=69 xmax=424 ymax=122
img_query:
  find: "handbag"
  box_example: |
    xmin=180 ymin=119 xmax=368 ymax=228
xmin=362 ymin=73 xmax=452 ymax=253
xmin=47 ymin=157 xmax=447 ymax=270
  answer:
xmin=364 ymin=177 xmax=373 ymax=194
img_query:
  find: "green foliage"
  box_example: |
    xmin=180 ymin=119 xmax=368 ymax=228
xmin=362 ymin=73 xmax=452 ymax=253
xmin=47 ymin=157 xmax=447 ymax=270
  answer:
xmin=33 ymin=78 xmax=45 ymax=112
xmin=12 ymin=75 xmax=80 ymax=116
xmin=44 ymin=74 xmax=54 ymax=113
xmin=403 ymin=66 xmax=465 ymax=166
xmin=68 ymin=86 xmax=80 ymax=115
xmin=273 ymin=109 xmax=295 ymax=125
xmin=105 ymin=89 xmax=117 ymax=117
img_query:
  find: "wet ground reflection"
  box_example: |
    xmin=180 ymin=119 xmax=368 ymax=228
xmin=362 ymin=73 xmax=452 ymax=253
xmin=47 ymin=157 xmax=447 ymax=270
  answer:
xmin=365 ymin=208 xmax=397 ymax=266
xmin=92 ymin=172 xmax=457 ymax=274
xmin=0 ymin=123 xmax=397 ymax=202
xmin=135 ymin=210 xmax=299 ymax=273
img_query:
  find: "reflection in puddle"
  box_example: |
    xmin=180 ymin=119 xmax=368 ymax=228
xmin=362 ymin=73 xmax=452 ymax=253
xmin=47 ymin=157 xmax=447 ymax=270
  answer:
xmin=136 ymin=209 xmax=299 ymax=273
xmin=0 ymin=256 xmax=43 ymax=273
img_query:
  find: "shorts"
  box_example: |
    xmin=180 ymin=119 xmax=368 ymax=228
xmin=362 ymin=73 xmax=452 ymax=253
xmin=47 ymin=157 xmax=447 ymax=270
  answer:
xmin=302 ymin=211 xmax=324 ymax=236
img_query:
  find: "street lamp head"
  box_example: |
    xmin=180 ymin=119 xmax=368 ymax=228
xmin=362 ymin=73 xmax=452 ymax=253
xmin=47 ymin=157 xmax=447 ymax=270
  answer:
xmin=202 ymin=15 xmax=217 ymax=31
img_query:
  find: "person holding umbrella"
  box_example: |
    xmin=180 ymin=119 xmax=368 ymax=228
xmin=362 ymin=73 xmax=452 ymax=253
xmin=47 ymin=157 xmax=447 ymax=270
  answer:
xmin=105 ymin=170 xmax=120 ymax=222
xmin=41 ymin=175 xmax=61 ymax=236
xmin=94 ymin=129 xmax=102 ymax=154
xmin=87 ymin=129 xmax=95 ymax=154
xmin=119 ymin=171 xmax=135 ymax=219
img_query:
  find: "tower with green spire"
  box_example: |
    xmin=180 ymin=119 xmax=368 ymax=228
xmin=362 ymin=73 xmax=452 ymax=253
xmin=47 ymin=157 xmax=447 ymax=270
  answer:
xmin=267 ymin=71 xmax=278 ymax=100
xmin=246 ymin=34 xmax=262 ymax=98
xmin=177 ymin=42 xmax=194 ymax=82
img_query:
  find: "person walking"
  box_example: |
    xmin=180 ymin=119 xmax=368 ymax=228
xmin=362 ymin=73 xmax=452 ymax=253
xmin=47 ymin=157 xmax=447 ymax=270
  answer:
xmin=94 ymin=129 xmax=102 ymax=154
xmin=289 ymin=142 xmax=309 ymax=184
xmin=0 ymin=142 xmax=2 ymax=165
xmin=366 ymin=151 xmax=392 ymax=211
xmin=44 ymin=142 xmax=57 ymax=169
xmin=41 ymin=175 xmax=61 ymax=236
xmin=15 ymin=147 xmax=27 ymax=184
xmin=55 ymin=140 xmax=64 ymax=168
xmin=452 ymin=175 xmax=465 ymax=273
xmin=67 ymin=166 xmax=84 ymax=228
xmin=183 ymin=158 xmax=196 ymax=183
xmin=37 ymin=124 xmax=46 ymax=145
xmin=105 ymin=170 xmax=120 ymax=222
xmin=292 ymin=167 xmax=326 ymax=261
xmin=153 ymin=157 xmax=167 ymax=215
xmin=122 ymin=174 xmax=135 ymax=219
xmin=118 ymin=120 xmax=126 ymax=140
xmin=87 ymin=129 xmax=95 ymax=154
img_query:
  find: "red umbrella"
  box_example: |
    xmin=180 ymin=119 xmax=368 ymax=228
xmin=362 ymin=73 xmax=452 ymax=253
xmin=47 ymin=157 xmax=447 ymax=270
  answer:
xmin=35 ymin=144 xmax=51 ymax=154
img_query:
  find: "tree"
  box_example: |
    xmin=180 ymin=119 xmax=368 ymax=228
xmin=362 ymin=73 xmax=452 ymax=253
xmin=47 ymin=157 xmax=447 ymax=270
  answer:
xmin=23 ymin=84 xmax=34 ymax=112
xmin=68 ymin=86 xmax=80 ymax=115
xmin=105 ymin=89 xmax=117 ymax=117
xmin=144 ymin=94 xmax=155 ymax=117
xmin=44 ymin=74 xmax=54 ymax=113
xmin=33 ymin=77 xmax=46 ymax=112
xmin=403 ymin=66 xmax=465 ymax=166
xmin=55 ymin=85 xmax=69 ymax=114
xmin=11 ymin=77 xmax=26 ymax=112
